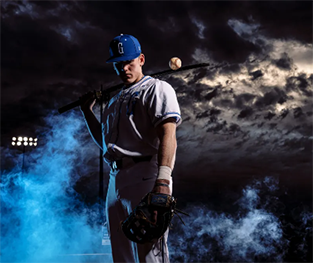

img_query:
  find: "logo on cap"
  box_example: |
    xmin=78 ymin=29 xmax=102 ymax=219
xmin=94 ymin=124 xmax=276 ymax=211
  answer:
xmin=118 ymin=42 xmax=124 ymax=55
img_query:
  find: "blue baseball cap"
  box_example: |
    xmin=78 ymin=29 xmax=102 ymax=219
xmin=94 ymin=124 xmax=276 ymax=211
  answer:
xmin=106 ymin=34 xmax=142 ymax=63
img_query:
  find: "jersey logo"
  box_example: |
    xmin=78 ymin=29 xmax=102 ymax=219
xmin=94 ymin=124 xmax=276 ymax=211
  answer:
xmin=118 ymin=42 xmax=124 ymax=54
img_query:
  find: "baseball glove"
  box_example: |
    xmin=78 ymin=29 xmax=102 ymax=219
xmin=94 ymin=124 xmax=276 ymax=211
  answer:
xmin=121 ymin=192 xmax=188 ymax=244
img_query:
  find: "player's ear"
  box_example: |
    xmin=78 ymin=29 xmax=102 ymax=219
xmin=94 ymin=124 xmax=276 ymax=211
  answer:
xmin=139 ymin=53 xmax=145 ymax=66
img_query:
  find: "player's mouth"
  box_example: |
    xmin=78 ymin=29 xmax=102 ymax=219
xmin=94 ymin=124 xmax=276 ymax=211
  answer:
xmin=122 ymin=74 xmax=132 ymax=79
xmin=120 ymin=74 xmax=133 ymax=84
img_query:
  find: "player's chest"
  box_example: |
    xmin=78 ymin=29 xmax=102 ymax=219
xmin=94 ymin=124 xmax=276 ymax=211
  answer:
xmin=105 ymin=89 xmax=144 ymax=117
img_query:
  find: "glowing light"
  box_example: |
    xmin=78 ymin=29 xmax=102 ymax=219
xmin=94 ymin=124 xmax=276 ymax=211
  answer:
xmin=12 ymin=136 xmax=37 ymax=146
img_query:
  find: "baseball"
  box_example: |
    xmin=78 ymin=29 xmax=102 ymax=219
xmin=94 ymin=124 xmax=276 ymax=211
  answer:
xmin=169 ymin=57 xmax=182 ymax=70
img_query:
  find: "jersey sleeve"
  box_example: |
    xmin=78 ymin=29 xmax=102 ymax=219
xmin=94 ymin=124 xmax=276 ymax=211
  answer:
xmin=145 ymin=80 xmax=182 ymax=127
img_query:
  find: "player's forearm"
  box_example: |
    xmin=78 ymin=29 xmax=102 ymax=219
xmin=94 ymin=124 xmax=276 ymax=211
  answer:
xmin=156 ymin=119 xmax=177 ymax=169
xmin=81 ymin=109 xmax=103 ymax=150
xmin=154 ymin=127 xmax=176 ymax=195
xmin=157 ymin=133 xmax=177 ymax=169
xmin=153 ymin=120 xmax=177 ymax=194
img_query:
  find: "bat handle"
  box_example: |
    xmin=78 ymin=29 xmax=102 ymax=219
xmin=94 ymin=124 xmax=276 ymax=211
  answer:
xmin=58 ymin=91 xmax=104 ymax=114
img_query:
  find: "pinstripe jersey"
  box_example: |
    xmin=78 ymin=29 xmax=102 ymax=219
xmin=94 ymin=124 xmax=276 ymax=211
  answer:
xmin=102 ymin=75 xmax=182 ymax=163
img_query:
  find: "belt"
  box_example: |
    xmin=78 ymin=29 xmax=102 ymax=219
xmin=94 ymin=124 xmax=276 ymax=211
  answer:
xmin=110 ymin=156 xmax=153 ymax=171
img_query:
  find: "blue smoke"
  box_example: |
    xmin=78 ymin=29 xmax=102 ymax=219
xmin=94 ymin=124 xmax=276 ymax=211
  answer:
xmin=1 ymin=111 xmax=311 ymax=262
xmin=168 ymin=176 xmax=312 ymax=262
xmin=1 ymin=111 xmax=112 ymax=262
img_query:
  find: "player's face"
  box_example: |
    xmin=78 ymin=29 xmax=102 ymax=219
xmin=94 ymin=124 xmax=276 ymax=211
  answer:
xmin=113 ymin=54 xmax=145 ymax=85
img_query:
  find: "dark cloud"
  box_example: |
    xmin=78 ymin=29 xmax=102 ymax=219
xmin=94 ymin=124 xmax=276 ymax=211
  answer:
xmin=286 ymin=74 xmax=312 ymax=97
xmin=244 ymin=1 xmax=312 ymax=43
xmin=309 ymin=74 xmax=313 ymax=85
xmin=279 ymin=108 xmax=289 ymax=119
xmin=190 ymin=83 xmax=215 ymax=101
xmin=255 ymin=87 xmax=288 ymax=109
xmin=187 ymin=67 xmax=214 ymax=85
xmin=264 ymin=111 xmax=276 ymax=120
xmin=219 ymin=63 xmax=241 ymax=75
xmin=204 ymin=87 xmax=219 ymax=101
xmin=238 ymin=107 xmax=254 ymax=119
xmin=201 ymin=23 xmax=262 ymax=63
xmin=249 ymin=69 xmax=263 ymax=80
xmin=293 ymin=107 xmax=304 ymax=119
xmin=274 ymin=52 xmax=293 ymax=70
xmin=234 ymin=93 xmax=256 ymax=109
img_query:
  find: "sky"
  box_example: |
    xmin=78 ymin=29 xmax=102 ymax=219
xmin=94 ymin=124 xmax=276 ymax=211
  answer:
xmin=1 ymin=1 xmax=312 ymax=262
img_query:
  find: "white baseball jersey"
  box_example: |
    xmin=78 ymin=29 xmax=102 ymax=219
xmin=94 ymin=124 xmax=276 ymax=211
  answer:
xmin=102 ymin=75 xmax=182 ymax=163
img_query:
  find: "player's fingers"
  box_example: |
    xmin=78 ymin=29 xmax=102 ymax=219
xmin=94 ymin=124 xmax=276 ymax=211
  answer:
xmin=79 ymin=91 xmax=96 ymax=110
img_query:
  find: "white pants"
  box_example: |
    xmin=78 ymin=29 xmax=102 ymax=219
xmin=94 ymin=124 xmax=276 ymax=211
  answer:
xmin=106 ymin=157 xmax=171 ymax=263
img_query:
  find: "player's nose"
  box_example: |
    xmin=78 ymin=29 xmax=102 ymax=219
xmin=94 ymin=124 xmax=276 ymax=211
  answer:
xmin=122 ymin=64 xmax=129 ymax=72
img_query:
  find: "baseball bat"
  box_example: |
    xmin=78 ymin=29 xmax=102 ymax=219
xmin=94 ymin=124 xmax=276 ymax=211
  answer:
xmin=58 ymin=62 xmax=219 ymax=114
xmin=58 ymin=100 xmax=81 ymax=114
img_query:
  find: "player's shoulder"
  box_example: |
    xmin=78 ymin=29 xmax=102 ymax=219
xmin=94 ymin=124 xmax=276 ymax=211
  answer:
xmin=144 ymin=76 xmax=174 ymax=93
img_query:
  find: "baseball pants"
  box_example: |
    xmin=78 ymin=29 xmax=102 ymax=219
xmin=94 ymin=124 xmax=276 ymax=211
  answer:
xmin=106 ymin=156 xmax=172 ymax=263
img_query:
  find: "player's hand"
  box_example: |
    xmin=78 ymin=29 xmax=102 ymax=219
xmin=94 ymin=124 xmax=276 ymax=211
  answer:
xmin=151 ymin=179 xmax=171 ymax=195
xmin=151 ymin=179 xmax=171 ymax=224
xmin=79 ymin=91 xmax=96 ymax=113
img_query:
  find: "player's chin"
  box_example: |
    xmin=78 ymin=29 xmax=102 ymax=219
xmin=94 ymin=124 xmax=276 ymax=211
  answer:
xmin=120 ymin=75 xmax=132 ymax=83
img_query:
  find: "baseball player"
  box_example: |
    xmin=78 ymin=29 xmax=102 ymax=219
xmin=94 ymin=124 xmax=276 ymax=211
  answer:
xmin=80 ymin=34 xmax=182 ymax=263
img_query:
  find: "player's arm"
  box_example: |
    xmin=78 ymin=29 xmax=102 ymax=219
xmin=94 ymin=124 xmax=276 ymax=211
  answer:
xmin=80 ymin=92 xmax=103 ymax=150
xmin=152 ymin=117 xmax=177 ymax=195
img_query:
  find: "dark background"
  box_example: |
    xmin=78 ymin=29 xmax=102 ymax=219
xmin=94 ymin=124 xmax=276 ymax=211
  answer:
xmin=1 ymin=1 xmax=312 ymax=262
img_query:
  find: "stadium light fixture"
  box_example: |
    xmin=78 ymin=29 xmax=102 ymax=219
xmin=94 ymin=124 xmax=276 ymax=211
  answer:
xmin=12 ymin=136 xmax=38 ymax=147
xmin=11 ymin=136 xmax=38 ymax=174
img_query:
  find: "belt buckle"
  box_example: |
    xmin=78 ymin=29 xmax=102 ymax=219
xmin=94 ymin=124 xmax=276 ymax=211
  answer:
xmin=110 ymin=161 xmax=118 ymax=171
xmin=110 ymin=160 xmax=123 ymax=171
